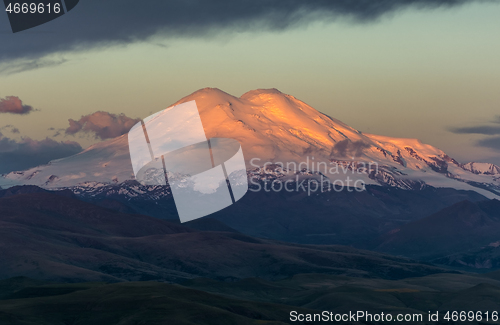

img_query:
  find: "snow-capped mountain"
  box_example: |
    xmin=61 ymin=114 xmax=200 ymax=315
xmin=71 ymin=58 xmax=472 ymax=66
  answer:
xmin=461 ymin=162 xmax=500 ymax=176
xmin=1 ymin=88 xmax=499 ymax=199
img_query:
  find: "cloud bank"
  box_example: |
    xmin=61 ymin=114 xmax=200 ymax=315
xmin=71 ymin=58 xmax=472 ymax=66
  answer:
xmin=0 ymin=134 xmax=82 ymax=174
xmin=0 ymin=96 xmax=36 ymax=115
xmin=450 ymin=116 xmax=500 ymax=135
xmin=65 ymin=111 xmax=140 ymax=140
xmin=477 ymin=137 xmax=500 ymax=150
xmin=0 ymin=0 xmax=490 ymax=65
xmin=450 ymin=116 xmax=500 ymax=151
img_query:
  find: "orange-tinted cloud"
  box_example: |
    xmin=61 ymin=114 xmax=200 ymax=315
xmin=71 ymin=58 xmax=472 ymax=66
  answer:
xmin=65 ymin=111 xmax=140 ymax=140
xmin=0 ymin=96 xmax=35 ymax=115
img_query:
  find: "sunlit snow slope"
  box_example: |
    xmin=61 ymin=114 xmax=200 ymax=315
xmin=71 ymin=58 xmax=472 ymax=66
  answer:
xmin=1 ymin=88 xmax=499 ymax=198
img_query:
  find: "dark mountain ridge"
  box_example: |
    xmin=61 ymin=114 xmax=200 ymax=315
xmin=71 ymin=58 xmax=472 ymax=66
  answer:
xmin=376 ymin=199 xmax=500 ymax=269
xmin=0 ymin=190 xmax=448 ymax=283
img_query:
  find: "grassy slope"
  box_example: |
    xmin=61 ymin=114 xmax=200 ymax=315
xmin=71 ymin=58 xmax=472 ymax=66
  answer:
xmin=2 ymin=272 xmax=500 ymax=325
xmin=0 ymin=279 xmax=313 ymax=325
xmin=0 ymin=192 xmax=448 ymax=283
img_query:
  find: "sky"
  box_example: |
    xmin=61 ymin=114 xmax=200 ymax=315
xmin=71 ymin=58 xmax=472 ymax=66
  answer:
xmin=0 ymin=0 xmax=500 ymax=174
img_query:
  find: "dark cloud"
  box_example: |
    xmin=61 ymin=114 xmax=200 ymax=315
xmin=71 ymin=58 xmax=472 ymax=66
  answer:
xmin=450 ymin=125 xmax=500 ymax=135
xmin=450 ymin=116 xmax=500 ymax=136
xmin=477 ymin=137 xmax=500 ymax=151
xmin=48 ymin=127 xmax=63 ymax=137
xmin=0 ymin=125 xmax=20 ymax=134
xmin=0 ymin=96 xmax=36 ymax=115
xmin=0 ymin=58 xmax=67 ymax=75
xmin=0 ymin=0 xmax=489 ymax=67
xmin=331 ymin=139 xmax=371 ymax=157
xmin=0 ymin=135 xmax=82 ymax=174
xmin=450 ymin=117 xmax=500 ymax=151
xmin=0 ymin=133 xmax=18 ymax=153
xmin=65 ymin=111 xmax=140 ymax=140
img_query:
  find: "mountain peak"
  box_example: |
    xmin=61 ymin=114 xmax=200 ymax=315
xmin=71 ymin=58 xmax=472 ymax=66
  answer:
xmin=462 ymin=162 xmax=500 ymax=176
xmin=1 ymin=88 xmax=499 ymax=199
xmin=176 ymin=87 xmax=236 ymax=103
xmin=179 ymin=88 xmax=295 ymax=106
xmin=240 ymin=88 xmax=284 ymax=98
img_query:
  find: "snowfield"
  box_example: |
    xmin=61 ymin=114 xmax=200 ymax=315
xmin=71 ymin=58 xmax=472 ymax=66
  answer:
xmin=1 ymin=88 xmax=499 ymax=199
